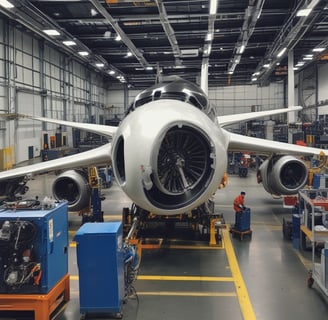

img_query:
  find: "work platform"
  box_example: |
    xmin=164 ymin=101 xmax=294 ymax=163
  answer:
xmin=0 ymin=274 xmax=70 ymax=320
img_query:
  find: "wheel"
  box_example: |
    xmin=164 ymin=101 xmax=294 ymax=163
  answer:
xmin=307 ymin=270 xmax=314 ymax=288
xmin=307 ymin=277 xmax=314 ymax=288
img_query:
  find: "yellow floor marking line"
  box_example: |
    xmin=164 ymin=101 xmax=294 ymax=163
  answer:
xmin=222 ymin=227 xmax=256 ymax=320
xmin=137 ymin=275 xmax=234 ymax=282
xmin=294 ymin=248 xmax=312 ymax=270
xmin=138 ymin=291 xmax=236 ymax=297
xmin=70 ymin=275 xmax=233 ymax=282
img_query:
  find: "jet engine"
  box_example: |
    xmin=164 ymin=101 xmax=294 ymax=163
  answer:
xmin=111 ymin=99 xmax=227 ymax=216
xmin=52 ymin=170 xmax=90 ymax=211
xmin=258 ymin=155 xmax=308 ymax=195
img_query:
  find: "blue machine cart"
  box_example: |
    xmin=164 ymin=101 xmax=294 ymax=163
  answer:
xmin=74 ymin=222 xmax=125 ymax=318
xmin=230 ymin=208 xmax=252 ymax=240
xmin=0 ymin=202 xmax=68 ymax=294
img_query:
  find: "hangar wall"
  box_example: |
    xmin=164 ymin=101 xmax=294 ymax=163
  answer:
xmin=0 ymin=17 xmax=327 ymax=165
xmin=0 ymin=18 xmax=111 ymax=163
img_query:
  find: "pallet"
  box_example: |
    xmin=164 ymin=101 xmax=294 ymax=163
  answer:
xmin=0 ymin=274 xmax=70 ymax=320
xmin=229 ymin=227 xmax=252 ymax=240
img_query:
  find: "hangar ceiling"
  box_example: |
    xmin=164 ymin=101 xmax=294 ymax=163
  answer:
xmin=0 ymin=0 xmax=328 ymax=89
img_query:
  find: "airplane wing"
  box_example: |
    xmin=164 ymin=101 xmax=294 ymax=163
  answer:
xmin=23 ymin=115 xmax=118 ymax=138
xmin=226 ymin=130 xmax=328 ymax=156
xmin=0 ymin=143 xmax=112 ymax=180
xmin=218 ymin=106 xmax=302 ymax=127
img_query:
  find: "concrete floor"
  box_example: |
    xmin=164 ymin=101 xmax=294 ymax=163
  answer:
xmin=1 ymin=169 xmax=328 ymax=320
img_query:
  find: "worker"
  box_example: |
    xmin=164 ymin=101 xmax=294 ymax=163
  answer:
xmin=233 ymin=191 xmax=246 ymax=226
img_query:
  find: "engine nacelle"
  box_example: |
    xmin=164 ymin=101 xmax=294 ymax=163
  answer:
xmin=258 ymin=155 xmax=308 ymax=195
xmin=111 ymin=99 xmax=228 ymax=216
xmin=52 ymin=170 xmax=91 ymax=211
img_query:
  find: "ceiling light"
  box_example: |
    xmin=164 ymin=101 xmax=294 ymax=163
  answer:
xmin=78 ymin=51 xmax=89 ymax=56
xmin=43 ymin=29 xmax=60 ymax=36
xmin=115 ymin=35 xmax=121 ymax=41
xmin=293 ymin=67 xmax=299 ymax=70
xmin=312 ymin=47 xmax=325 ymax=52
xmin=146 ymin=66 xmax=153 ymax=70
xmin=296 ymin=8 xmax=312 ymax=16
xmin=303 ymin=57 xmax=313 ymax=60
xmin=126 ymin=52 xmax=132 ymax=57
xmin=209 ymin=0 xmax=218 ymax=15
xmin=277 ymin=47 xmax=287 ymax=58
xmin=304 ymin=54 xmax=313 ymax=57
xmin=90 ymin=8 xmax=97 ymax=16
xmin=239 ymin=45 xmax=245 ymax=54
xmin=228 ymin=71 xmax=233 ymax=75
xmin=109 ymin=70 xmax=115 ymax=75
xmin=263 ymin=63 xmax=270 ymax=68
xmin=62 ymin=40 xmax=76 ymax=46
xmin=251 ymin=77 xmax=257 ymax=81
xmin=206 ymin=33 xmax=213 ymax=41
xmin=253 ymin=72 xmax=260 ymax=76
xmin=104 ymin=31 xmax=111 ymax=38
xmin=296 ymin=62 xmax=305 ymax=66
xmin=96 ymin=63 xmax=104 ymax=68
xmin=0 ymin=0 xmax=14 ymax=8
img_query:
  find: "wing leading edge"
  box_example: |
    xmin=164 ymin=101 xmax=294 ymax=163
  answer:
xmin=0 ymin=143 xmax=112 ymax=180
xmin=23 ymin=115 xmax=118 ymax=138
xmin=226 ymin=131 xmax=328 ymax=156
xmin=218 ymin=106 xmax=302 ymax=127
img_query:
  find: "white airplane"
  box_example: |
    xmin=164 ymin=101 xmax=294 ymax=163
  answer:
xmin=0 ymin=77 xmax=325 ymax=215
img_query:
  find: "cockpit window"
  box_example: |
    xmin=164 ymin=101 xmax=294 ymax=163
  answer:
xmin=128 ymin=77 xmax=217 ymax=121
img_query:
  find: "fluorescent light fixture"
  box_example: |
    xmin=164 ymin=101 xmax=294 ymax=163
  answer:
xmin=109 ymin=70 xmax=115 ymax=75
xmin=277 ymin=47 xmax=287 ymax=57
xmin=206 ymin=33 xmax=213 ymax=41
xmin=263 ymin=63 xmax=270 ymax=68
xmin=304 ymin=54 xmax=313 ymax=57
xmin=115 ymin=35 xmax=121 ymax=41
xmin=303 ymin=56 xmax=313 ymax=60
xmin=43 ymin=29 xmax=60 ymax=36
xmin=96 ymin=63 xmax=104 ymax=68
xmin=0 ymin=0 xmax=14 ymax=8
xmin=104 ymin=31 xmax=111 ymax=38
xmin=146 ymin=66 xmax=153 ymax=70
xmin=296 ymin=62 xmax=305 ymax=67
xmin=90 ymin=8 xmax=97 ymax=16
xmin=251 ymin=77 xmax=257 ymax=81
xmin=78 ymin=51 xmax=89 ymax=56
xmin=126 ymin=52 xmax=132 ymax=57
xmin=209 ymin=0 xmax=218 ymax=15
xmin=293 ymin=67 xmax=299 ymax=71
xmin=296 ymin=8 xmax=312 ymax=16
xmin=62 ymin=40 xmax=76 ymax=46
xmin=228 ymin=71 xmax=233 ymax=75
xmin=253 ymin=72 xmax=260 ymax=76
xmin=239 ymin=45 xmax=245 ymax=54
xmin=312 ymin=47 xmax=325 ymax=52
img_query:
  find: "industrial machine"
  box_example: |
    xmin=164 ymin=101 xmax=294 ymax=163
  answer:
xmin=74 ymin=222 xmax=139 ymax=319
xmin=0 ymin=201 xmax=68 ymax=294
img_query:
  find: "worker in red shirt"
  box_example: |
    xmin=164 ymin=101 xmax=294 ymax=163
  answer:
xmin=233 ymin=191 xmax=246 ymax=225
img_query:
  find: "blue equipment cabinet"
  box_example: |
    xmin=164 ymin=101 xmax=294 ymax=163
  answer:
xmin=0 ymin=202 xmax=68 ymax=294
xmin=235 ymin=208 xmax=251 ymax=231
xmin=74 ymin=222 xmax=125 ymax=317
